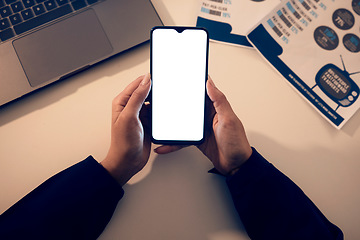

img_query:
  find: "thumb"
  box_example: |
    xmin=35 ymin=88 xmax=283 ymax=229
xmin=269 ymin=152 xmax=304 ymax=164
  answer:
xmin=206 ymin=77 xmax=235 ymax=116
xmin=125 ymin=73 xmax=151 ymax=116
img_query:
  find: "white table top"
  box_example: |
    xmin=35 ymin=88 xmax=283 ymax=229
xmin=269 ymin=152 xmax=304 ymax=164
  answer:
xmin=1 ymin=0 xmax=360 ymax=239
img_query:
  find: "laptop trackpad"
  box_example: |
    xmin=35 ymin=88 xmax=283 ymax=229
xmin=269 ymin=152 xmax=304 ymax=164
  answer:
xmin=13 ymin=9 xmax=113 ymax=87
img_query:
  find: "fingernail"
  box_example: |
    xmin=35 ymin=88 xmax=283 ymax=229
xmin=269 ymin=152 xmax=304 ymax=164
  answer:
xmin=141 ymin=73 xmax=151 ymax=85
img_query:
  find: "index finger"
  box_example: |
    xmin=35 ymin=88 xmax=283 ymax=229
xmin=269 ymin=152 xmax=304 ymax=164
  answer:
xmin=154 ymin=145 xmax=187 ymax=154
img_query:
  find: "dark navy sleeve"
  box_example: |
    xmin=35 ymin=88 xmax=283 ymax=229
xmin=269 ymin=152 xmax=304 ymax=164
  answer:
xmin=0 ymin=156 xmax=124 ymax=240
xmin=226 ymin=148 xmax=343 ymax=240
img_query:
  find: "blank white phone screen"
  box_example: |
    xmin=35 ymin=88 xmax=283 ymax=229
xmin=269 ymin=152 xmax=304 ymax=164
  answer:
xmin=152 ymin=28 xmax=208 ymax=141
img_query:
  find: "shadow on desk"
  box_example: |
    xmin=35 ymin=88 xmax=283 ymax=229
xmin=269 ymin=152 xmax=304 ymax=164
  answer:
xmin=0 ymin=42 xmax=150 ymax=128
xmin=99 ymin=131 xmax=358 ymax=239
xmin=99 ymin=146 xmax=250 ymax=240
xmin=341 ymin=110 xmax=360 ymax=137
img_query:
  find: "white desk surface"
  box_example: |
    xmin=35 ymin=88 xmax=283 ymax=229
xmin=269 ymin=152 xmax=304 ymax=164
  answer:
xmin=1 ymin=1 xmax=360 ymax=239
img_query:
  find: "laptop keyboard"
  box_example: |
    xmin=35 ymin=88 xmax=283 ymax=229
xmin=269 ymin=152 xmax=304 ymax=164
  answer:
xmin=0 ymin=0 xmax=102 ymax=43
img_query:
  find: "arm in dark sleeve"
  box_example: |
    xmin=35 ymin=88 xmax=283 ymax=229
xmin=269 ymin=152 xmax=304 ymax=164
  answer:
xmin=0 ymin=156 xmax=124 ymax=240
xmin=226 ymin=148 xmax=343 ymax=240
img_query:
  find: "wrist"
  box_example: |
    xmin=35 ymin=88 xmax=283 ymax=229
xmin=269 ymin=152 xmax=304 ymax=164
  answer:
xmin=100 ymin=156 xmax=134 ymax=186
xmin=226 ymin=147 xmax=253 ymax=176
xmin=228 ymin=166 xmax=241 ymax=176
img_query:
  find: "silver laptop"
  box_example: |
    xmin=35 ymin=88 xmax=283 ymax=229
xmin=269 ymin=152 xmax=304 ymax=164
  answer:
xmin=0 ymin=0 xmax=162 ymax=106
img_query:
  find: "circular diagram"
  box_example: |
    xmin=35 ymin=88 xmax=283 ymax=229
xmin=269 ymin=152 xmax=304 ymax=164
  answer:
xmin=314 ymin=26 xmax=339 ymax=50
xmin=352 ymin=0 xmax=360 ymax=16
xmin=343 ymin=34 xmax=360 ymax=52
xmin=332 ymin=8 xmax=355 ymax=30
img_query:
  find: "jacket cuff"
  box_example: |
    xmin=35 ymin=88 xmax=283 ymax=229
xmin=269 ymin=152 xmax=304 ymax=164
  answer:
xmin=84 ymin=155 xmax=124 ymax=196
xmin=225 ymin=148 xmax=272 ymax=192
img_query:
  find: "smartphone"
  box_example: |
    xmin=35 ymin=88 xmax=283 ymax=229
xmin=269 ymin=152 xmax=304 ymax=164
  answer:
xmin=150 ymin=26 xmax=209 ymax=145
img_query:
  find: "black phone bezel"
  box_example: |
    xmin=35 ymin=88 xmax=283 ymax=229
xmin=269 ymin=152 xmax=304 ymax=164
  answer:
xmin=150 ymin=26 xmax=209 ymax=145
